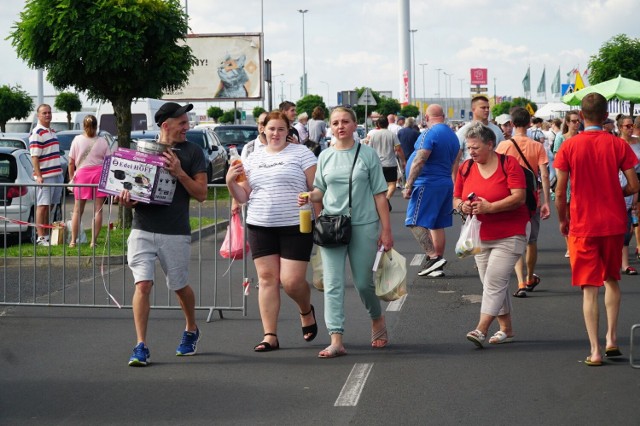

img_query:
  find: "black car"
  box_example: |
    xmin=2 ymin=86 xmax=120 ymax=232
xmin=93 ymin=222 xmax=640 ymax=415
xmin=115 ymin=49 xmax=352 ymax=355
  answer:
xmin=212 ymin=125 xmax=259 ymax=155
xmin=130 ymin=129 xmax=228 ymax=183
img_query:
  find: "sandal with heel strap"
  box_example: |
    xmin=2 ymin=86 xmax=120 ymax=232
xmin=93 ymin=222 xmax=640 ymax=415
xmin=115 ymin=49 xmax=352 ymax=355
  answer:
xmin=300 ymin=305 xmax=318 ymax=342
xmin=254 ymin=333 xmax=279 ymax=352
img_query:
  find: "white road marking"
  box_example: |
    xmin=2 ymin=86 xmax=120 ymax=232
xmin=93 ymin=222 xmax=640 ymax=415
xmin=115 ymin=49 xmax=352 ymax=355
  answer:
xmin=410 ymin=254 xmax=425 ymax=266
xmin=386 ymin=294 xmax=407 ymax=311
xmin=334 ymin=363 xmax=374 ymax=407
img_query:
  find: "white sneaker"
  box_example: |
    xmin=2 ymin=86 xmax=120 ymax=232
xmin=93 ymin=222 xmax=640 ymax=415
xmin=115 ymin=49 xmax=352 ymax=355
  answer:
xmin=36 ymin=236 xmax=50 ymax=246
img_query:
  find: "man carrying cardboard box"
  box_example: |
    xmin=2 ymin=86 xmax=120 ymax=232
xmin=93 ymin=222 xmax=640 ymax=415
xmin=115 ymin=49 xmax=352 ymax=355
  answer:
xmin=118 ymin=102 xmax=208 ymax=367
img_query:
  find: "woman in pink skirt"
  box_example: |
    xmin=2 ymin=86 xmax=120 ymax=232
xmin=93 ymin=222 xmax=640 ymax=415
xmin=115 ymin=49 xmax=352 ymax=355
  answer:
xmin=68 ymin=115 xmax=111 ymax=247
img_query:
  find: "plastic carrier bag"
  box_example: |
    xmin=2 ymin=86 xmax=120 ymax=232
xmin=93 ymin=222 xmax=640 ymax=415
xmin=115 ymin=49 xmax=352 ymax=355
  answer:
xmin=375 ymin=249 xmax=407 ymax=302
xmin=455 ymin=214 xmax=482 ymax=258
xmin=219 ymin=211 xmax=249 ymax=259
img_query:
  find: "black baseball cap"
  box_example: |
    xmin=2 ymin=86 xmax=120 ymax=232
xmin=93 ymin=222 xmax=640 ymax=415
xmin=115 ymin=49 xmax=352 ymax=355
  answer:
xmin=155 ymin=102 xmax=194 ymax=125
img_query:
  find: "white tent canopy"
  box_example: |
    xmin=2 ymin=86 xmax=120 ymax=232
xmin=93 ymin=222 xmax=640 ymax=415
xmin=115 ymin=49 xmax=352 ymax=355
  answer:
xmin=534 ymin=102 xmax=573 ymax=119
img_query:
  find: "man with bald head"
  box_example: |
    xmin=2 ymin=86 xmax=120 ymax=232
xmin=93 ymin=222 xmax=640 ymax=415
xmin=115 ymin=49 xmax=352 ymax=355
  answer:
xmin=402 ymin=104 xmax=461 ymax=277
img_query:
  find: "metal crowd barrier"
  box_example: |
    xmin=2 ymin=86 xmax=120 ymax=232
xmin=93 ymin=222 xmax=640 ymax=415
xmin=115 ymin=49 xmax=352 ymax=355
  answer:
xmin=0 ymin=182 xmax=248 ymax=322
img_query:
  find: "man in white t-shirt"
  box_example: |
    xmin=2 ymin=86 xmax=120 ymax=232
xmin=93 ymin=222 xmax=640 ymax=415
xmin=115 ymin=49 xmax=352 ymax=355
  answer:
xmin=456 ymin=95 xmax=505 ymax=163
xmin=387 ymin=114 xmax=402 ymax=135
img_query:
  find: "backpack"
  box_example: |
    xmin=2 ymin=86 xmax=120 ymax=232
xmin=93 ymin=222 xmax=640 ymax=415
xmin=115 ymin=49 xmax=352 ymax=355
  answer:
xmin=462 ymin=152 xmax=537 ymax=214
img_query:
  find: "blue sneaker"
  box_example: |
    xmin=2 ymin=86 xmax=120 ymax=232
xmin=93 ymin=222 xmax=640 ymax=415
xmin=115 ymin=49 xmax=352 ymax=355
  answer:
xmin=128 ymin=342 xmax=150 ymax=366
xmin=176 ymin=328 xmax=200 ymax=356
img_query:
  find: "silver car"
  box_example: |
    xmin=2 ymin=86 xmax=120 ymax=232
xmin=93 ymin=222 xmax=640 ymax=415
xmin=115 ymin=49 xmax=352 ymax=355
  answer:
xmin=0 ymin=146 xmax=37 ymax=242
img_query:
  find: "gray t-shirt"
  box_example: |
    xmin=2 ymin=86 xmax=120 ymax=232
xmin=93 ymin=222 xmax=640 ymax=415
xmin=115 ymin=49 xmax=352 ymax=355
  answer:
xmin=457 ymin=121 xmax=505 ymax=161
xmin=132 ymin=140 xmax=207 ymax=235
xmin=308 ymin=118 xmax=327 ymax=143
xmin=369 ymin=129 xmax=400 ymax=167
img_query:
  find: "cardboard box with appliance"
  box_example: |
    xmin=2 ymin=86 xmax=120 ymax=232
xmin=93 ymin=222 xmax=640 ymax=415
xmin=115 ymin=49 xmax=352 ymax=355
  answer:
xmin=98 ymin=147 xmax=176 ymax=205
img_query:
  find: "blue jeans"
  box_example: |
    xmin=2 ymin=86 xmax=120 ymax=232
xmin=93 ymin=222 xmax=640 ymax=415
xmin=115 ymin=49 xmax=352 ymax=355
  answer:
xmin=320 ymin=221 xmax=382 ymax=334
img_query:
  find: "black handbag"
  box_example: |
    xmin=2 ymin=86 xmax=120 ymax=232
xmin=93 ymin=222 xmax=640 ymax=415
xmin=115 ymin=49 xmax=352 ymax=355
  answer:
xmin=313 ymin=143 xmax=361 ymax=247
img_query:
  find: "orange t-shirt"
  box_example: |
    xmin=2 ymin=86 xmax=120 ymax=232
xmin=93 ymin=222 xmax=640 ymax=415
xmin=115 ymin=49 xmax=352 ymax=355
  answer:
xmin=495 ymin=136 xmax=548 ymax=176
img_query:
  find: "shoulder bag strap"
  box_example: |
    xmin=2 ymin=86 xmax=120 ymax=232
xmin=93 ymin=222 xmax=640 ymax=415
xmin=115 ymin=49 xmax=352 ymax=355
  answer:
xmin=509 ymin=138 xmax=535 ymax=172
xmin=75 ymin=136 xmax=100 ymax=170
xmin=347 ymin=143 xmax=361 ymax=215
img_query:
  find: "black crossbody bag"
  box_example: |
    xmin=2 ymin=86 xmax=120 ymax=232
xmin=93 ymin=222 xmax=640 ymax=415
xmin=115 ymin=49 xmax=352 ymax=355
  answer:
xmin=313 ymin=143 xmax=361 ymax=247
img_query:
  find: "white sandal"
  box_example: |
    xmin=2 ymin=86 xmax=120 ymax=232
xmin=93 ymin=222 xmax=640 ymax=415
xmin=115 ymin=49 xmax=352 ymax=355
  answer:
xmin=489 ymin=330 xmax=514 ymax=344
xmin=466 ymin=329 xmax=486 ymax=348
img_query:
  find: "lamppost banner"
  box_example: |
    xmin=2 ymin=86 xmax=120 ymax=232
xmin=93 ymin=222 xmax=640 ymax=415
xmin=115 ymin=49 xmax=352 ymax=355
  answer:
xmin=470 ymin=68 xmax=488 ymax=86
xmin=164 ymin=33 xmax=263 ymax=101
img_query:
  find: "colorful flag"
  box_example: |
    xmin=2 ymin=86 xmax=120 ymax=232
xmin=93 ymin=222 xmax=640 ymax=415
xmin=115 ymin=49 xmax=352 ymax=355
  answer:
xmin=522 ymin=67 xmax=531 ymax=94
xmin=582 ymin=69 xmax=590 ymax=86
xmin=525 ymin=103 xmax=535 ymax=115
xmin=574 ymin=71 xmax=586 ymax=91
xmin=537 ymin=68 xmax=546 ymax=96
xmin=551 ymin=67 xmax=561 ymax=95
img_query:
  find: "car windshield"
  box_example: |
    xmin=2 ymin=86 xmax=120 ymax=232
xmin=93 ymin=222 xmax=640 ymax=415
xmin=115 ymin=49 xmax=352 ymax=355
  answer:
xmin=56 ymin=134 xmax=77 ymax=151
xmin=185 ymin=131 xmax=206 ymax=149
xmin=214 ymin=127 xmax=259 ymax=145
xmin=0 ymin=155 xmax=17 ymax=182
xmin=0 ymin=139 xmax=27 ymax=149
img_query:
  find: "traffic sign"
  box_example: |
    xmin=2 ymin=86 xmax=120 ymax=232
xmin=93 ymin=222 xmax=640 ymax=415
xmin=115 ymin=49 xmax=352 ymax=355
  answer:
xmin=470 ymin=86 xmax=488 ymax=93
xmin=358 ymin=88 xmax=377 ymax=106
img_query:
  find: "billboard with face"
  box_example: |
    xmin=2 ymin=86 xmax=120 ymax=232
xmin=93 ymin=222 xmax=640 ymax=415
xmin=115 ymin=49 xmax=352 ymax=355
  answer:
xmin=164 ymin=33 xmax=263 ymax=101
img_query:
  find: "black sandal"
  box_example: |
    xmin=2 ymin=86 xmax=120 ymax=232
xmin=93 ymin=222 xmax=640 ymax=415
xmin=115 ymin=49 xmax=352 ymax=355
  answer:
xmin=254 ymin=333 xmax=279 ymax=352
xmin=300 ymin=305 xmax=318 ymax=342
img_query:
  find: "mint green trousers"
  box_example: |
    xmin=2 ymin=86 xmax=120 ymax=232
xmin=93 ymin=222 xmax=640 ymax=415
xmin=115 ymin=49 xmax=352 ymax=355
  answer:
xmin=319 ymin=221 xmax=382 ymax=335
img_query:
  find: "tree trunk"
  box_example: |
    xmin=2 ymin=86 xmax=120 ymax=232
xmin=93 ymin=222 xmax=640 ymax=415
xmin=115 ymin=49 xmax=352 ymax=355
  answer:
xmin=112 ymin=96 xmax=134 ymax=229
xmin=67 ymin=111 xmax=72 ymax=130
xmin=631 ymin=102 xmax=636 ymax=120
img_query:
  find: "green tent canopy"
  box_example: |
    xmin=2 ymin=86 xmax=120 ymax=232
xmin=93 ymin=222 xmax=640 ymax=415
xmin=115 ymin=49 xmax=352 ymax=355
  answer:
xmin=561 ymin=75 xmax=640 ymax=105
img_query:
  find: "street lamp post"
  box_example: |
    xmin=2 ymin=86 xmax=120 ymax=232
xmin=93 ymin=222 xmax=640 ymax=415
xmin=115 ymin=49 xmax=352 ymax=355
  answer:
xmin=443 ymin=72 xmax=453 ymax=116
xmin=435 ymin=68 xmax=442 ymax=98
xmin=458 ymin=78 xmax=464 ymax=98
xmin=298 ymin=9 xmax=309 ymax=97
xmin=320 ymin=80 xmax=330 ymax=105
xmin=271 ymin=73 xmax=284 ymax=108
xmin=419 ymin=63 xmax=428 ymax=102
xmin=409 ymin=29 xmax=418 ymax=102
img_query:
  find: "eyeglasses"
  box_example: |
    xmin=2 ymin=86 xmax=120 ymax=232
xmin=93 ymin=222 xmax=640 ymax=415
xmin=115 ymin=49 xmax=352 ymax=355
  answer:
xmin=622 ymin=124 xmax=634 ymax=129
xmin=569 ymin=119 xmax=580 ymax=124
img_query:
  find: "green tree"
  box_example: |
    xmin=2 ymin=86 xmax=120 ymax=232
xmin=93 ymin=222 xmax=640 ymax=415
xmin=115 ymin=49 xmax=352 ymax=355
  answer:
xmin=10 ymin=0 xmax=193 ymax=149
xmin=11 ymin=0 xmax=193 ymax=228
xmin=491 ymin=101 xmax=512 ymax=117
xmin=0 ymin=85 xmax=33 ymax=132
xmin=252 ymin=106 xmax=266 ymax=120
xmin=400 ymin=105 xmax=420 ymax=118
xmin=376 ymin=97 xmax=402 ymax=117
xmin=207 ymin=106 xmax=224 ymax=122
xmin=54 ymin=92 xmax=82 ymax=130
xmin=220 ymin=109 xmax=238 ymax=124
xmin=588 ymin=34 xmax=640 ymax=114
xmin=296 ymin=94 xmax=326 ymax=118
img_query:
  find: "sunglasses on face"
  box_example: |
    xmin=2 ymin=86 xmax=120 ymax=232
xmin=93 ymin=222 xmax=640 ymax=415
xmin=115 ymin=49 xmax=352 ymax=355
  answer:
xmin=622 ymin=124 xmax=634 ymax=129
xmin=569 ymin=119 xmax=580 ymax=124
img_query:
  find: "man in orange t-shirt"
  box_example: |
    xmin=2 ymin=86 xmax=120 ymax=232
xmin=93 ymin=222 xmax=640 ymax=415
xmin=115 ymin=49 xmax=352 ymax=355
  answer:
xmin=496 ymin=107 xmax=550 ymax=297
xmin=554 ymin=93 xmax=639 ymax=366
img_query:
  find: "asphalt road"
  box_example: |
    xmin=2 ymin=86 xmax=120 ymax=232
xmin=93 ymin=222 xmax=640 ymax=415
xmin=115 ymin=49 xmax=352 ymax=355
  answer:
xmin=1 ymin=193 xmax=640 ymax=425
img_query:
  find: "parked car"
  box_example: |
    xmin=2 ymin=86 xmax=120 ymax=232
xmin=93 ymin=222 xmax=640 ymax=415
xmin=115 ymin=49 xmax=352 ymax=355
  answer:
xmin=129 ymin=129 xmax=228 ymax=183
xmin=0 ymin=132 xmax=69 ymax=185
xmin=212 ymin=125 xmax=259 ymax=155
xmin=0 ymin=147 xmax=37 ymax=242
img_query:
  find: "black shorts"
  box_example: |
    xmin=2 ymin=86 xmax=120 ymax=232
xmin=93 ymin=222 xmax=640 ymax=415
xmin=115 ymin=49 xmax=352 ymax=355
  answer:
xmin=247 ymin=224 xmax=314 ymax=261
xmin=382 ymin=166 xmax=398 ymax=183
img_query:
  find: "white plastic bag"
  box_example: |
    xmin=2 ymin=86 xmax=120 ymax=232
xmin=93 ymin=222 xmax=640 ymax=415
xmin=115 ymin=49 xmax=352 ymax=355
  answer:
xmin=455 ymin=215 xmax=482 ymax=258
xmin=375 ymin=249 xmax=407 ymax=302
xmin=65 ymin=219 xmax=87 ymax=244
xmin=310 ymin=249 xmax=323 ymax=292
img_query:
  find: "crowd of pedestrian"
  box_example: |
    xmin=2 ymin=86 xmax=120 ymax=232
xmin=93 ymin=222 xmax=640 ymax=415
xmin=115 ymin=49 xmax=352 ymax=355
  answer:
xmin=106 ymin=93 xmax=640 ymax=368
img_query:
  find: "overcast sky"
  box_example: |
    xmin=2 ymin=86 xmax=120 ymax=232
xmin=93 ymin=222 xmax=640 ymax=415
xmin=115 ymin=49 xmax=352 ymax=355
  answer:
xmin=1 ymin=0 xmax=638 ymax=110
